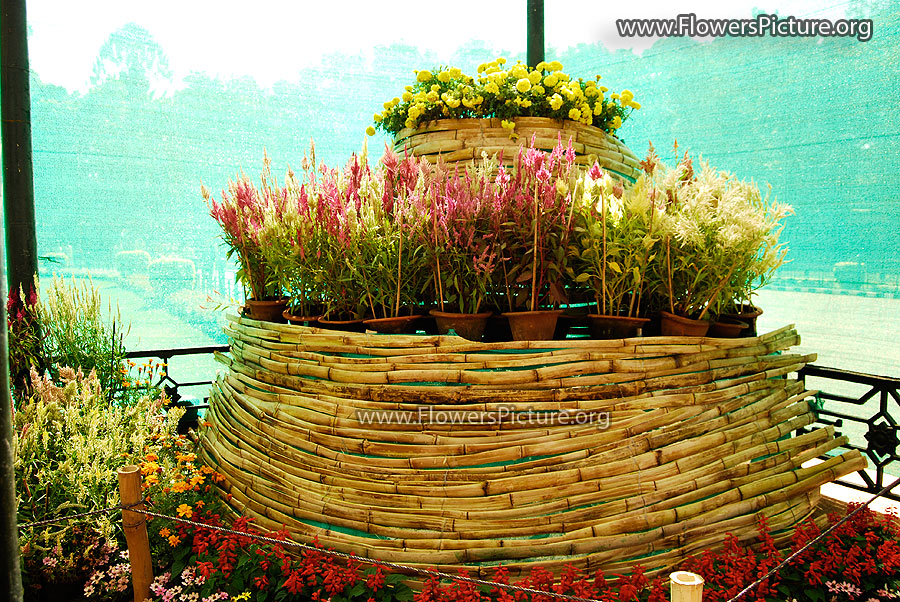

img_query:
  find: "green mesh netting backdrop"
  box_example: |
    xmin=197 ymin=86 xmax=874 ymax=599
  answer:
xmin=7 ymin=0 xmax=900 ymax=375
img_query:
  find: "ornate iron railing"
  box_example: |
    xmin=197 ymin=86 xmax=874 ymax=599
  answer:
xmin=125 ymin=345 xmax=228 ymax=420
xmin=799 ymin=364 xmax=900 ymax=501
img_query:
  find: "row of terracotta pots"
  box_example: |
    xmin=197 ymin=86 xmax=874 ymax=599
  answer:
xmin=244 ymin=299 xmax=763 ymax=342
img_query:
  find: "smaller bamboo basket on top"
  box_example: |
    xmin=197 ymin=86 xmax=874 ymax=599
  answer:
xmin=392 ymin=117 xmax=643 ymax=182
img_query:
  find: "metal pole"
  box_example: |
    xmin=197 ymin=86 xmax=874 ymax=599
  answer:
xmin=527 ymin=0 xmax=545 ymax=67
xmin=2 ymin=0 xmax=40 ymax=299
xmin=1 ymin=0 xmax=31 ymax=597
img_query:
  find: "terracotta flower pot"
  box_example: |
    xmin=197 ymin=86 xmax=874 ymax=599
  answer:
xmin=587 ymin=314 xmax=650 ymax=340
xmin=502 ymin=309 xmax=564 ymax=341
xmin=316 ymin=317 xmax=367 ymax=333
xmin=659 ymin=311 xmax=710 ymax=337
xmin=244 ymin=298 xmax=288 ymax=323
xmin=429 ymin=309 xmax=492 ymax=341
xmin=721 ymin=304 xmax=763 ymax=337
xmin=363 ymin=315 xmax=420 ymax=334
xmin=709 ymin=319 xmax=749 ymax=338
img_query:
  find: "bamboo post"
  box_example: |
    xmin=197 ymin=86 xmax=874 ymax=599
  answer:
xmin=118 ymin=465 xmax=153 ymax=602
xmin=670 ymin=571 xmax=703 ymax=602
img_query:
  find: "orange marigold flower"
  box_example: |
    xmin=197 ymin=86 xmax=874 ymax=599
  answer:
xmin=176 ymin=504 xmax=193 ymax=518
xmin=195 ymin=500 xmax=205 ymax=508
xmin=159 ymin=527 xmax=171 ymax=538
xmin=168 ymin=534 xmax=181 ymax=547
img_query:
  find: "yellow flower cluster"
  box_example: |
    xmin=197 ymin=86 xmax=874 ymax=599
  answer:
xmin=371 ymin=57 xmax=639 ymax=138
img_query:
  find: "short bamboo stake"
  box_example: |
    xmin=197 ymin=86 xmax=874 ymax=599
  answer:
xmin=119 ymin=465 xmax=153 ymax=602
xmin=670 ymin=571 xmax=704 ymax=602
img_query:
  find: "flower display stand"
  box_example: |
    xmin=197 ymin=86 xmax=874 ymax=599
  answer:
xmin=393 ymin=117 xmax=643 ymax=182
xmin=199 ymin=316 xmax=863 ymax=577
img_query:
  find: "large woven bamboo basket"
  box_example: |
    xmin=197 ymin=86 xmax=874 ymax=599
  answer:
xmin=200 ymin=318 xmax=863 ymax=579
xmin=392 ymin=117 xmax=643 ymax=182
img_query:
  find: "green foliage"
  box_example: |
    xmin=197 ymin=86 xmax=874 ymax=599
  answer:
xmin=14 ymin=366 xmax=180 ymax=598
xmin=38 ymin=276 xmax=135 ymax=400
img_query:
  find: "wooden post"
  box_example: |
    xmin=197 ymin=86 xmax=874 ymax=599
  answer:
xmin=118 ymin=465 xmax=153 ymax=602
xmin=670 ymin=571 xmax=704 ymax=602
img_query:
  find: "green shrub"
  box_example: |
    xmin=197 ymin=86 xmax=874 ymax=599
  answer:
xmin=14 ymin=366 xmax=182 ymax=599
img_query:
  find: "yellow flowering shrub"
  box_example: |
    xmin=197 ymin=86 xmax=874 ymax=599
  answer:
xmin=373 ymin=58 xmax=639 ymax=137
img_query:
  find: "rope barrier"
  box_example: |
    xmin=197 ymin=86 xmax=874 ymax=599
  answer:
xmin=725 ymin=475 xmax=900 ymax=602
xmin=17 ymin=502 xmax=143 ymax=530
xmin=132 ymin=507 xmax=606 ymax=602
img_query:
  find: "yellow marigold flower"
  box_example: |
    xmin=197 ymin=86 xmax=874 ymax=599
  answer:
xmin=536 ymin=61 xmax=548 ymax=71
xmin=501 ymin=119 xmax=515 ymax=130
xmin=159 ymin=527 xmax=171 ymax=538
xmin=447 ymin=97 xmax=460 ymax=108
xmin=611 ymin=93 xmax=620 ymax=100
xmin=568 ymin=108 xmax=581 ymax=121
xmin=405 ymin=118 xmax=415 ymax=128
xmin=401 ymin=92 xmax=412 ymax=102
xmin=548 ymin=60 xmax=563 ymax=71
xmin=144 ymin=474 xmax=159 ymax=486
xmin=168 ymin=534 xmax=181 ymax=547
xmin=532 ymin=84 xmax=545 ymax=96
xmin=474 ymin=95 xmax=484 ymax=105
xmin=484 ymin=82 xmax=500 ymax=95
xmin=477 ymin=63 xmax=487 ymax=73
xmin=408 ymin=106 xmax=421 ymax=119
xmin=543 ymin=74 xmax=558 ymax=88
xmin=514 ymin=98 xmax=532 ymax=108
xmin=630 ymin=101 xmax=641 ymax=110
xmin=509 ymin=132 xmax=519 ymax=142
xmin=176 ymin=503 xmax=193 ymax=518
xmin=585 ymin=86 xmax=598 ymax=98
xmin=620 ymin=89 xmax=634 ymax=103
xmin=497 ymin=56 xmax=507 ymax=64
xmin=425 ymin=90 xmax=439 ymax=102
xmin=430 ymin=84 xmax=440 ymax=92
xmin=611 ymin=115 xmax=623 ymax=129
xmin=515 ymin=78 xmax=531 ymax=93
xmin=416 ymin=70 xmax=433 ymax=82
xmin=449 ymin=67 xmax=462 ymax=78
xmin=365 ymin=126 xmax=376 ymax=136
xmin=528 ymin=70 xmax=542 ymax=85
xmin=600 ymin=86 xmax=609 ymax=92
xmin=550 ymin=94 xmax=563 ymax=110
xmin=437 ymin=71 xmax=450 ymax=83
xmin=593 ymin=103 xmax=604 ymax=115
xmin=383 ymin=101 xmax=392 ymax=110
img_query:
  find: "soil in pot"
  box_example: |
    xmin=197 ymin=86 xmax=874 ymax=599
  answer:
xmin=316 ymin=316 xmax=367 ymax=333
xmin=721 ymin=304 xmax=763 ymax=337
xmin=282 ymin=309 xmax=321 ymax=326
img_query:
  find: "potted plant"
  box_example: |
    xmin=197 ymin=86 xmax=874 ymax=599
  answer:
xmin=570 ymin=163 xmax=658 ymax=339
xmin=258 ymin=165 xmax=326 ymax=325
xmin=204 ymin=154 xmax=287 ymax=322
xmin=494 ymin=140 xmax=578 ymax=340
xmin=424 ymin=155 xmax=501 ymax=341
xmin=645 ymin=146 xmax=792 ymax=337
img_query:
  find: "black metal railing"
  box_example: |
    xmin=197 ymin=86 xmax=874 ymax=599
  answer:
xmin=125 ymin=344 xmax=228 ymax=405
xmin=799 ymin=364 xmax=900 ymax=501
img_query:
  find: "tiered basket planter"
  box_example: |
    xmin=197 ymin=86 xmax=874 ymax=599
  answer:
xmin=392 ymin=117 xmax=644 ymax=182
xmin=199 ymin=317 xmax=864 ymax=578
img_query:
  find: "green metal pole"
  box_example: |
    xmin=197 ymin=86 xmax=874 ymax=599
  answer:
xmin=527 ymin=0 xmax=545 ymax=67
xmin=2 ymin=0 xmax=39 ymax=299
xmin=0 ymin=0 xmax=30 ymax=599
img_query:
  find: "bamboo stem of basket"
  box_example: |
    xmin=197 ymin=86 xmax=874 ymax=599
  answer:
xmin=118 ymin=465 xmax=153 ymax=602
xmin=670 ymin=571 xmax=704 ymax=602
